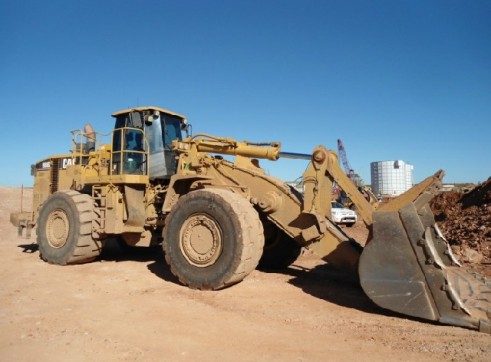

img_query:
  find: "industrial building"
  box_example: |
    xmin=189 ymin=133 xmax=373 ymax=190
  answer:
xmin=370 ymin=160 xmax=413 ymax=196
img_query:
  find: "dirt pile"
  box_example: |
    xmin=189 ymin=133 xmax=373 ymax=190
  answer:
xmin=430 ymin=178 xmax=491 ymax=264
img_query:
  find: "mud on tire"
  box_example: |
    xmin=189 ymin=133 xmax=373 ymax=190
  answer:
xmin=163 ymin=188 xmax=264 ymax=290
xmin=36 ymin=190 xmax=103 ymax=265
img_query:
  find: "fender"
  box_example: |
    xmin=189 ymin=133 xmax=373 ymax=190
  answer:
xmin=162 ymin=175 xmax=214 ymax=213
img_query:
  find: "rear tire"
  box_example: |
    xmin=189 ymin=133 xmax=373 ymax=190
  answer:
xmin=163 ymin=189 xmax=264 ymax=290
xmin=36 ymin=190 xmax=102 ymax=265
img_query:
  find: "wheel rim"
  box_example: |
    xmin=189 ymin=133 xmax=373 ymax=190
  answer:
xmin=179 ymin=213 xmax=223 ymax=267
xmin=46 ymin=209 xmax=70 ymax=248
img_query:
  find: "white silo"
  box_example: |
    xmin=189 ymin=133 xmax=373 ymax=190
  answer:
xmin=370 ymin=160 xmax=414 ymax=196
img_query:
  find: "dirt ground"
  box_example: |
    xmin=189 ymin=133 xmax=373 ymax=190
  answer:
xmin=1 ymin=186 xmax=490 ymax=361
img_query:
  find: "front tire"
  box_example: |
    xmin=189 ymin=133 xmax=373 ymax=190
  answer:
xmin=163 ymin=188 xmax=264 ymax=290
xmin=36 ymin=190 xmax=102 ymax=265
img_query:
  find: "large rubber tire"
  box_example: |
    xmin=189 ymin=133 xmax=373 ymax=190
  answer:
xmin=36 ymin=190 xmax=102 ymax=265
xmin=163 ymin=188 xmax=264 ymax=290
xmin=258 ymin=219 xmax=302 ymax=269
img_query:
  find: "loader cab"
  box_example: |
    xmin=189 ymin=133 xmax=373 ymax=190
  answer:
xmin=112 ymin=106 xmax=187 ymax=180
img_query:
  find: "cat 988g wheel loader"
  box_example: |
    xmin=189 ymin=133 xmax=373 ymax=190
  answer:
xmin=11 ymin=106 xmax=490 ymax=333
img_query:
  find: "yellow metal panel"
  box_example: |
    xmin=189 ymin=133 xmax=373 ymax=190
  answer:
xmin=112 ymin=106 xmax=186 ymax=120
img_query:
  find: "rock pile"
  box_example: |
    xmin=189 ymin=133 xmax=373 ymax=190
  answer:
xmin=430 ymin=178 xmax=491 ymax=264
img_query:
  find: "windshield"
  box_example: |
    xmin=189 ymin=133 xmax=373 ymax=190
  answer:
xmin=162 ymin=114 xmax=182 ymax=148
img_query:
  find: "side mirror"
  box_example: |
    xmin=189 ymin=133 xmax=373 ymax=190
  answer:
xmin=144 ymin=110 xmax=160 ymax=125
xmin=144 ymin=115 xmax=154 ymax=124
xmin=181 ymin=119 xmax=192 ymax=137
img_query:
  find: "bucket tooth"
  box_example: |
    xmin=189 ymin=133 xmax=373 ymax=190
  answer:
xmin=421 ymin=227 xmax=446 ymax=269
xmin=434 ymin=223 xmax=461 ymax=266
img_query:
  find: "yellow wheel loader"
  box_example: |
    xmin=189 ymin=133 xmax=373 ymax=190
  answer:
xmin=11 ymin=106 xmax=490 ymax=333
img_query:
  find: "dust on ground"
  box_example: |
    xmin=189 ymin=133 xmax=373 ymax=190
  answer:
xmin=0 ymin=186 xmax=490 ymax=361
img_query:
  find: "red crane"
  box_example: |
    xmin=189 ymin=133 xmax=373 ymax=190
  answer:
xmin=336 ymin=139 xmax=374 ymax=205
xmin=337 ymin=139 xmax=356 ymax=183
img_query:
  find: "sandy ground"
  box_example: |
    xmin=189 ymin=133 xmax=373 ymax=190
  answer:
xmin=0 ymin=186 xmax=490 ymax=361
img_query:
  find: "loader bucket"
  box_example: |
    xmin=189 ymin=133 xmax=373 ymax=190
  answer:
xmin=359 ymin=198 xmax=491 ymax=333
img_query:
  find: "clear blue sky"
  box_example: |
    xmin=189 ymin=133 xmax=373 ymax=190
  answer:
xmin=1 ymin=0 xmax=490 ymax=187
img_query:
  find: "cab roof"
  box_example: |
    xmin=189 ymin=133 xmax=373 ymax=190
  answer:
xmin=112 ymin=106 xmax=186 ymax=120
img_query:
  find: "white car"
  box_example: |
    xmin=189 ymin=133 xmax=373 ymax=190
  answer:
xmin=330 ymin=201 xmax=357 ymax=227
